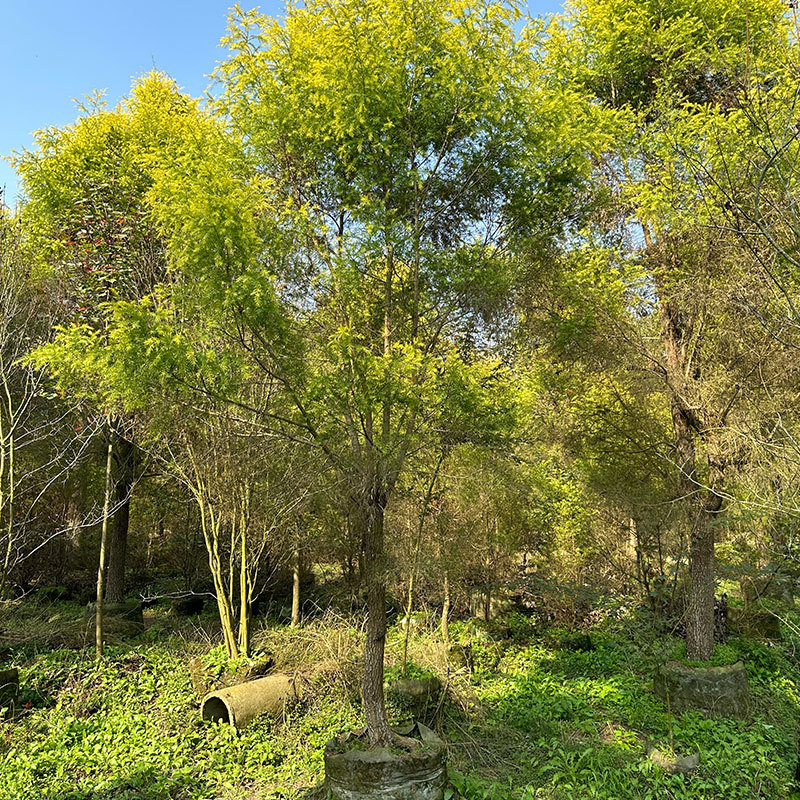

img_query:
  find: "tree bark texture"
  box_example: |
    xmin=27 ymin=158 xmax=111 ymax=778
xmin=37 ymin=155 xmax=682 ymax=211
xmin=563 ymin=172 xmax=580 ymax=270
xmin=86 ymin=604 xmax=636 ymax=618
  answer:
xmin=361 ymin=482 xmax=392 ymax=747
xmin=659 ymin=291 xmax=723 ymax=662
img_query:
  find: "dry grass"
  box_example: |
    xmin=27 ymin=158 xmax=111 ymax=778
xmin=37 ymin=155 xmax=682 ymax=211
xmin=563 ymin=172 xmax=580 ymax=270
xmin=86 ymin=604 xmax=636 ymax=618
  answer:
xmin=252 ymin=608 xmax=364 ymax=697
xmin=0 ymin=599 xmax=91 ymax=651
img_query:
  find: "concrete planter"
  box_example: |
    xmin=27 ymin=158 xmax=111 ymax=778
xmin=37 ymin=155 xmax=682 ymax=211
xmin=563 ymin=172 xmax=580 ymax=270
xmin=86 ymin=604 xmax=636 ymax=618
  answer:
xmin=649 ymin=747 xmax=700 ymax=775
xmin=469 ymin=589 xmax=519 ymax=622
xmin=447 ymin=644 xmax=473 ymax=673
xmin=727 ymin=607 xmax=781 ymax=640
xmin=324 ymin=722 xmax=447 ymax=800
xmin=561 ymin=633 xmax=593 ymax=652
xmin=740 ymin=575 xmax=795 ymax=606
xmin=654 ymin=660 xmax=749 ymax=718
xmin=387 ymin=677 xmax=442 ymax=720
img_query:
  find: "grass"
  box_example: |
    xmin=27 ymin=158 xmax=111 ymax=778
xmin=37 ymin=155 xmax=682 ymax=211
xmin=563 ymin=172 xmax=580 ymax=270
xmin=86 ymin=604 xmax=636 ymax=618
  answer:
xmin=1 ymin=599 xmax=799 ymax=799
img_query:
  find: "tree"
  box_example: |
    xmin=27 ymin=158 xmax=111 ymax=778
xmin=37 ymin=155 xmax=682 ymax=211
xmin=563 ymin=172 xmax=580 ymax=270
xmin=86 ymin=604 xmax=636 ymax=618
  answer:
xmin=159 ymin=393 xmax=317 ymax=659
xmin=542 ymin=0 xmax=790 ymax=659
xmin=25 ymin=74 xmax=279 ymax=649
xmin=211 ymin=0 xmax=537 ymax=744
xmin=15 ymin=74 xmax=185 ymax=603
xmin=0 ymin=200 xmax=96 ymax=596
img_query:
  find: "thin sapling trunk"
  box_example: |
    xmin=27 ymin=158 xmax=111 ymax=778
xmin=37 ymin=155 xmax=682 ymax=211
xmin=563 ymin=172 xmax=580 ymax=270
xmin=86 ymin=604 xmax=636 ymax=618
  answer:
xmin=106 ymin=433 xmax=135 ymax=603
xmin=95 ymin=433 xmax=114 ymax=658
xmin=362 ymin=485 xmax=392 ymax=747
xmin=291 ymin=533 xmax=301 ymax=627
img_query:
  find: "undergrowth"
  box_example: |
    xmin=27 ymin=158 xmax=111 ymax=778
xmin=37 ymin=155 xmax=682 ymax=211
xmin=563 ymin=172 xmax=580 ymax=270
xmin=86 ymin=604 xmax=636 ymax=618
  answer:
xmin=0 ymin=601 xmax=798 ymax=799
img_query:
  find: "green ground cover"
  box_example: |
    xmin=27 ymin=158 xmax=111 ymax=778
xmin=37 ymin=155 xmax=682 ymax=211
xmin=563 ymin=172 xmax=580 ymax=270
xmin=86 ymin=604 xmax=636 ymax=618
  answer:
xmin=1 ymin=602 xmax=799 ymax=799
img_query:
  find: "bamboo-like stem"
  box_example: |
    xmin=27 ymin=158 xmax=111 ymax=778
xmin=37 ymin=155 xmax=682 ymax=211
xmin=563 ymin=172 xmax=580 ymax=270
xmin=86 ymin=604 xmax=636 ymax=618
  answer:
xmin=291 ymin=531 xmax=301 ymax=627
xmin=238 ymin=490 xmax=250 ymax=655
xmin=96 ymin=431 xmax=114 ymax=659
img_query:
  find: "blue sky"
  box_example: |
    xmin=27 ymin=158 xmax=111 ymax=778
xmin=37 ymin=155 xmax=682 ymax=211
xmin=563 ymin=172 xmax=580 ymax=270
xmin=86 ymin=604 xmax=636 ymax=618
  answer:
xmin=1 ymin=0 xmax=564 ymax=208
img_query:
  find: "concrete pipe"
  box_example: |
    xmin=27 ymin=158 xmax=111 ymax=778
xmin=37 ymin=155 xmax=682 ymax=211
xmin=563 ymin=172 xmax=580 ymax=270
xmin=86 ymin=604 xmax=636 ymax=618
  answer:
xmin=201 ymin=673 xmax=301 ymax=730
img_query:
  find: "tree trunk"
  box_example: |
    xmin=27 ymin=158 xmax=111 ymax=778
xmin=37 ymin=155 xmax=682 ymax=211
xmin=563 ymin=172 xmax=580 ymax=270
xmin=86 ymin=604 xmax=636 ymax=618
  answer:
xmin=686 ymin=512 xmax=715 ymax=660
xmin=401 ymin=566 xmax=415 ymax=675
xmin=198 ymin=498 xmax=238 ymax=661
xmin=669 ymin=394 xmax=720 ymax=661
xmin=686 ymin=450 xmax=725 ymax=661
xmin=106 ymin=433 xmax=135 ymax=604
xmin=238 ymin=509 xmax=250 ymax=656
xmin=658 ymin=281 xmax=719 ymax=662
xmin=362 ymin=484 xmax=392 ymax=747
xmin=0 ymin=425 xmax=14 ymax=600
xmin=96 ymin=434 xmax=114 ymax=658
xmin=628 ymin=517 xmax=640 ymax=590
xmin=291 ymin=534 xmax=301 ymax=627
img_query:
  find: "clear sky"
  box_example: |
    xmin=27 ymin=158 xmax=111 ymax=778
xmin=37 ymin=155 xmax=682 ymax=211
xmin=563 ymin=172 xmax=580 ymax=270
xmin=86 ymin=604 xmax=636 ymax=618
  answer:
xmin=1 ymin=0 xmax=564 ymax=208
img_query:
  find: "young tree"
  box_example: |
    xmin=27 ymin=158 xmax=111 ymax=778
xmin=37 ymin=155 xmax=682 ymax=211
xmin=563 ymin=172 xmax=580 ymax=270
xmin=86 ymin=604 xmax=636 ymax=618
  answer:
xmin=161 ymin=398 xmax=316 ymax=659
xmin=0 ymin=201 xmax=96 ymax=596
